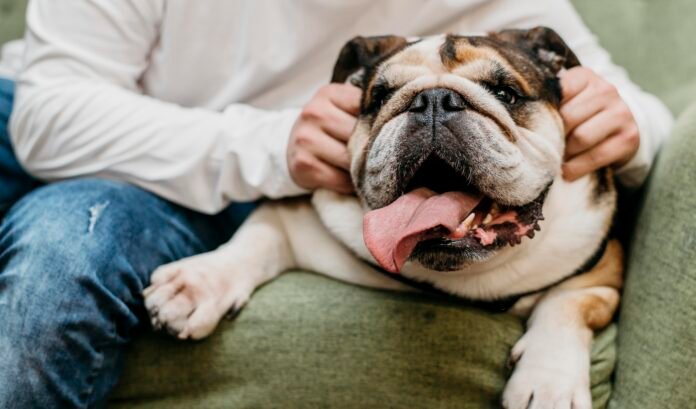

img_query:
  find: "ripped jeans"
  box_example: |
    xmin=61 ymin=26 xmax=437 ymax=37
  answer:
xmin=0 ymin=78 xmax=255 ymax=408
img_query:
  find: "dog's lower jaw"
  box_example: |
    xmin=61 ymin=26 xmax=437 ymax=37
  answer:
xmin=396 ymin=173 xmax=614 ymax=301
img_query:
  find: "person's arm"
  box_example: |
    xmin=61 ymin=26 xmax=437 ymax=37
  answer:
xmin=509 ymin=0 xmax=674 ymax=187
xmin=10 ymin=0 xmax=306 ymax=214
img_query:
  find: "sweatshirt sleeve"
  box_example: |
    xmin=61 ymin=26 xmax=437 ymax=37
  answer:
xmin=510 ymin=0 xmax=674 ymax=187
xmin=9 ymin=0 xmax=307 ymax=214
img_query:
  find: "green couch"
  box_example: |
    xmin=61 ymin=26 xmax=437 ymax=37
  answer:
xmin=2 ymin=0 xmax=695 ymax=408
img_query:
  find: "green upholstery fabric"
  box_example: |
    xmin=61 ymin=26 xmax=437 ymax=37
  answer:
xmin=1 ymin=1 xmax=695 ymax=408
xmin=609 ymin=102 xmax=696 ymax=409
xmin=0 ymin=0 xmax=27 ymax=44
xmin=572 ymin=0 xmax=696 ymax=115
xmin=110 ymin=272 xmax=617 ymax=409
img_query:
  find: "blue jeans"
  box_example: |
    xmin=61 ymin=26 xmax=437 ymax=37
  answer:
xmin=0 ymin=79 xmax=39 ymax=214
xmin=0 ymin=78 xmax=255 ymax=408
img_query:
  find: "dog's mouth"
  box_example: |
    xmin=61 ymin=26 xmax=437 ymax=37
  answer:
xmin=363 ymin=155 xmax=546 ymax=273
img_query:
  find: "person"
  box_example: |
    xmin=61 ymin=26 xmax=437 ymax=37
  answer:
xmin=0 ymin=0 xmax=673 ymax=407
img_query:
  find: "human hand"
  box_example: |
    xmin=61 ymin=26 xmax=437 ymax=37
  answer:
xmin=559 ymin=67 xmax=640 ymax=181
xmin=287 ymin=83 xmax=361 ymax=193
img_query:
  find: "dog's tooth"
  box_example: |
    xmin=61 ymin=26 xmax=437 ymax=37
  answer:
xmin=460 ymin=213 xmax=475 ymax=230
xmin=490 ymin=203 xmax=500 ymax=216
xmin=451 ymin=213 xmax=475 ymax=238
xmin=483 ymin=213 xmax=493 ymax=225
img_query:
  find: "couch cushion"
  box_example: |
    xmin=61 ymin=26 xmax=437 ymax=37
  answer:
xmin=608 ymin=102 xmax=696 ymax=409
xmin=111 ymin=272 xmax=617 ymax=409
xmin=0 ymin=0 xmax=27 ymax=45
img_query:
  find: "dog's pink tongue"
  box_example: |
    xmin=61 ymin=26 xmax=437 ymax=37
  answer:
xmin=363 ymin=188 xmax=482 ymax=273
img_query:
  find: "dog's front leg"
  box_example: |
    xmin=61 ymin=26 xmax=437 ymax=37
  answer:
xmin=143 ymin=203 xmax=295 ymax=340
xmin=502 ymin=285 xmax=620 ymax=409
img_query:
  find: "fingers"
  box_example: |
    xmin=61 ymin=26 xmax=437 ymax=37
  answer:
xmin=320 ymin=104 xmax=358 ymax=142
xmin=291 ymin=125 xmax=351 ymax=170
xmin=300 ymin=101 xmax=356 ymax=142
xmin=559 ymin=66 xmax=640 ymax=179
xmin=326 ymin=83 xmax=362 ymax=116
xmin=288 ymin=83 xmax=361 ymax=193
xmin=289 ymin=149 xmax=353 ymax=193
xmin=559 ymin=67 xmax=592 ymax=104
xmin=313 ymin=132 xmax=351 ymax=170
xmin=560 ymin=68 xmax=618 ymax=133
xmin=562 ymin=130 xmax=638 ymax=181
xmin=565 ymin=107 xmax=627 ymax=158
xmin=310 ymin=159 xmax=354 ymax=193
xmin=288 ymin=143 xmax=354 ymax=193
xmin=560 ymin=91 xmax=605 ymax=135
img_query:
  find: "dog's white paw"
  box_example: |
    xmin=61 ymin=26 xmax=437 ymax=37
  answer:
xmin=502 ymin=330 xmax=592 ymax=409
xmin=143 ymin=252 xmax=253 ymax=340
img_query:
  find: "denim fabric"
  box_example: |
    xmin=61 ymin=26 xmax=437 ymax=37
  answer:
xmin=0 ymin=79 xmax=256 ymax=407
xmin=0 ymin=78 xmax=39 ymax=216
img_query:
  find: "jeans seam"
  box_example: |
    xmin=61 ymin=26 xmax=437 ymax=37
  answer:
xmin=80 ymin=346 xmax=104 ymax=409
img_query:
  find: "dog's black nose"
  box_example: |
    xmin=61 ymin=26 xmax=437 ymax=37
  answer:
xmin=408 ymin=88 xmax=467 ymax=115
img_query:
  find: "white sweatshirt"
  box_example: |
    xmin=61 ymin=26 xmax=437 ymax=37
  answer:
xmin=7 ymin=0 xmax=673 ymax=214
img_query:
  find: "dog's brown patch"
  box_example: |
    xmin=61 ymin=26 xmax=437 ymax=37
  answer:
xmin=556 ymin=240 xmax=624 ymax=292
xmin=440 ymin=35 xmax=533 ymax=96
xmin=580 ymin=293 xmax=618 ymax=329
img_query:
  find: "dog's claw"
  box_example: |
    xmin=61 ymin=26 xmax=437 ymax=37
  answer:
xmin=151 ymin=317 xmax=162 ymax=331
xmin=165 ymin=325 xmax=181 ymax=338
xmin=506 ymin=355 xmax=517 ymax=370
xmin=224 ymin=305 xmax=245 ymax=321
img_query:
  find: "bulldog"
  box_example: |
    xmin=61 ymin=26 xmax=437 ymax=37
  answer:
xmin=143 ymin=27 xmax=623 ymax=409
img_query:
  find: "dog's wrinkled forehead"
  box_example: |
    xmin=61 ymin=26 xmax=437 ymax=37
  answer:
xmin=331 ymin=28 xmax=579 ymax=116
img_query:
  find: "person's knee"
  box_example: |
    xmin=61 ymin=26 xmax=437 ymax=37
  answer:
xmin=0 ymin=180 xmax=175 ymax=406
xmin=0 ymin=179 xmax=176 ymax=328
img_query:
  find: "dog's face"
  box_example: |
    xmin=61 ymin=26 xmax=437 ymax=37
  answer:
xmin=333 ymin=28 xmax=580 ymax=273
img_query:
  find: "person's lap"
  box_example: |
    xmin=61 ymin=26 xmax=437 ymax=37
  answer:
xmin=0 ymin=77 xmax=254 ymax=408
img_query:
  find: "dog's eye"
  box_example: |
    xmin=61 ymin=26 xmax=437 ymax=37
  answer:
xmin=492 ymin=86 xmax=519 ymax=105
xmin=370 ymin=83 xmax=395 ymax=109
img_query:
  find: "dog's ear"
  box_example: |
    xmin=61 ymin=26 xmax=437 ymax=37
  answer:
xmin=493 ymin=27 xmax=580 ymax=73
xmin=331 ymin=35 xmax=408 ymax=85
